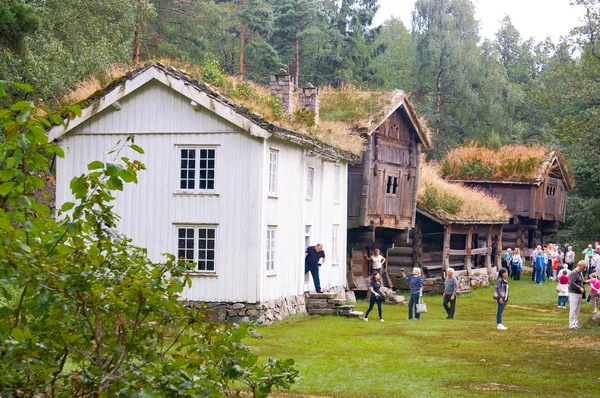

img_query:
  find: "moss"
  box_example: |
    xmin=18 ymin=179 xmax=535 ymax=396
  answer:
xmin=320 ymin=91 xmax=389 ymax=124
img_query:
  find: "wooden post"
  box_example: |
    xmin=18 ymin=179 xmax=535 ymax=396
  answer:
xmin=411 ymin=143 xmax=421 ymax=228
xmin=486 ymin=225 xmax=493 ymax=275
xmin=413 ymin=224 xmax=423 ymax=270
xmin=442 ymin=225 xmax=451 ymax=272
xmin=496 ymin=226 xmax=504 ymax=271
xmin=466 ymin=225 xmax=473 ymax=283
xmin=358 ymin=135 xmax=373 ymax=226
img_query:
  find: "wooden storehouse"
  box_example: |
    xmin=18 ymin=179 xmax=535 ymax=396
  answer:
xmin=341 ymin=91 xmax=432 ymax=290
xmin=389 ymin=162 xmax=510 ymax=292
xmin=441 ymin=146 xmax=573 ymax=257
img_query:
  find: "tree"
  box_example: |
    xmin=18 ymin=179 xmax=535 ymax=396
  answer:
xmin=0 ymin=0 xmax=41 ymax=53
xmin=0 ymin=83 xmax=298 ymax=396
xmin=369 ymin=17 xmax=415 ymax=89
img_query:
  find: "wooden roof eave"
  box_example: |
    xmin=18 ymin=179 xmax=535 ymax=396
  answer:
xmin=365 ymin=94 xmax=431 ymax=149
xmin=416 ymin=208 xmax=509 ymax=226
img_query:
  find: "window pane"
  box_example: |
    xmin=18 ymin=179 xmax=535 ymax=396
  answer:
xmin=206 ymin=261 xmax=215 ymax=271
xmin=207 ymin=181 xmax=214 ymax=190
xmin=200 ymin=180 xmax=206 ymax=189
xmin=187 ymin=229 xmax=194 ymax=238
xmin=199 ymin=229 xmax=206 ymax=238
xmin=207 ymin=229 xmax=215 ymax=238
xmin=179 ymin=229 xmax=186 ymax=238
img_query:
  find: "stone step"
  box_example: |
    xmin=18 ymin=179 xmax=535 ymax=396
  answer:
xmin=307 ymin=292 xmax=337 ymax=299
xmin=329 ymin=298 xmax=347 ymax=305
xmin=335 ymin=305 xmax=355 ymax=311
xmin=307 ymin=308 xmax=337 ymax=315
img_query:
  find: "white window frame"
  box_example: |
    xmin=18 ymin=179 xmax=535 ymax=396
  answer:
xmin=268 ymin=149 xmax=279 ymax=196
xmin=266 ymin=226 xmax=276 ymax=275
xmin=176 ymin=146 xmax=217 ymax=195
xmin=306 ymin=167 xmax=314 ymax=200
xmin=331 ymin=224 xmax=339 ymax=265
xmin=333 ymin=165 xmax=341 ymax=203
xmin=176 ymin=224 xmax=217 ymax=274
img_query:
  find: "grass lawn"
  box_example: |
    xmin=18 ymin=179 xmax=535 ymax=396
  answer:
xmin=248 ymin=277 xmax=600 ymax=398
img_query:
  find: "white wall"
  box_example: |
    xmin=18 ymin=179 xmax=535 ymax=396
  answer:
xmin=55 ymin=78 xmax=349 ymax=305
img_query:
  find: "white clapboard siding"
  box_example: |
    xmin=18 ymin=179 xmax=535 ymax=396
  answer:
xmin=55 ymin=73 xmax=350 ymax=306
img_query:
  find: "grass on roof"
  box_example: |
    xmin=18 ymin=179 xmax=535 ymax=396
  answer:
xmin=319 ymin=85 xmax=394 ymax=126
xmin=440 ymin=143 xmax=550 ymax=182
xmin=418 ymin=161 xmax=510 ymax=222
xmin=63 ymin=58 xmax=365 ymax=156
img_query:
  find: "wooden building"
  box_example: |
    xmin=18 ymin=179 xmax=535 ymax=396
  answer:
xmin=441 ymin=147 xmax=573 ymax=256
xmin=387 ymin=162 xmax=510 ymax=292
xmin=343 ymin=92 xmax=432 ymax=290
xmin=48 ymin=62 xmax=357 ymax=323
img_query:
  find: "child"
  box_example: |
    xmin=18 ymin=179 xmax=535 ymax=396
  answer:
xmin=557 ymin=268 xmax=569 ymax=309
xmin=587 ymin=273 xmax=600 ymax=313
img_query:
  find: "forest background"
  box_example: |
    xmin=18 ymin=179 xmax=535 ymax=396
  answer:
xmin=1 ymin=0 xmax=599 ymax=244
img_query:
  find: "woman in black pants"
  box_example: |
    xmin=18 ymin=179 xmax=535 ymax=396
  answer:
xmin=363 ymin=272 xmax=385 ymax=322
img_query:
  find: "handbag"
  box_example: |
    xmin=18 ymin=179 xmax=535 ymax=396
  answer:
xmin=416 ymin=297 xmax=427 ymax=313
xmin=493 ymin=291 xmax=499 ymax=300
xmin=518 ymin=264 xmax=523 ymax=273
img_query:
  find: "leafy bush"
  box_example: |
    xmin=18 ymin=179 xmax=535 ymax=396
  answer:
xmin=0 ymin=83 xmax=298 ymax=396
xmin=201 ymin=58 xmax=227 ymax=87
xmin=419 ymin=184 xmax=464 ymax=216
xmin=293 ymin=107 xmax=316 ymax=127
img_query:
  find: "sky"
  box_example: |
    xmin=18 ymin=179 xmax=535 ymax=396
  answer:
xmin=373 ymin=0 xmax=584 ymax=43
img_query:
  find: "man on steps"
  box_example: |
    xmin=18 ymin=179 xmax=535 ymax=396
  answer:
xmin=305 ymin=244 xmax=326 ymax=293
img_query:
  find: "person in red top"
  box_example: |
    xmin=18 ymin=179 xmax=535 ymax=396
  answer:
xmin=587 ymin=273 xmax=600 ymax=313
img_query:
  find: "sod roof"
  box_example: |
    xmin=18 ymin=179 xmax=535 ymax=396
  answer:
xmin=417 ymin=161 xmax=510 ymax=224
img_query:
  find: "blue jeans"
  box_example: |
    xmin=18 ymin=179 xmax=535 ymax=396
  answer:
xmin=496 ymin=300 xmax=506 ymax=324
xmin=408 ymin=292 xmax=421 ymax=319
xmin=558 ymin=296 xmax=568 ymax=307
xmin=305 ymin=264 xmax=321 ymax=292
xmin=364 ymin=294 xmax=383 ymax=320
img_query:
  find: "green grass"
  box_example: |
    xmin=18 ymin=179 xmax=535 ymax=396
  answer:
xmin=248 ymin=279 xmax=600 ymax=398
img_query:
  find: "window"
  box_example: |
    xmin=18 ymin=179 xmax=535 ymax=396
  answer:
xmin=546 ymin=185 xmax=556 ymax=196
xmin=333 ymin=165 xmax=341 ymax=203
xmin=268 ymin=149 xmax=278 ymax=196
xmin=179 ymin=148 xmax=215 ymax=191
xmin=177 ymin=226 xmax=216 ymax=272
xmin=331 ymin=225 xmax=339 ymax=265
xmin=266 ymin=227 xmax=276 ymax=272
xmin=386 ymin=175 xmax=398 ymax=195
xmin=306 ymin=167 xmax=314 ymax=199
xmin=304 ymin=225 xmax=311 ymax=248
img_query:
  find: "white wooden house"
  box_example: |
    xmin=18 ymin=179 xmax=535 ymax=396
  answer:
xmin=48 ymin=63 xmax=355 ymax=323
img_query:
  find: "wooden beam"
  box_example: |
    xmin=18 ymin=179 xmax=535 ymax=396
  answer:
xmin=411 ymin=143 xmax=421 ymax=229
xmin=486 ymin=225 xmax=493 ymax=275
xmin=529 ymin=185 xmax=536 ymax=219
xmin=466 ymin=225 xmax=473 ymax=281
xmin=442 ymin=225 xmax=451 ymax=272
xmin=496 ymin=226 xmax=504 ymax=271
xmin=358 ymin=135 xmax=373 ymax=226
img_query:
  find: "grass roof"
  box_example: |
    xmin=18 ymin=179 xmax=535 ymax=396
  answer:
xmin=418 ymin=161 xmax=510 ymax=223
xmin=440 ymin=143 xmax=551 ymax=183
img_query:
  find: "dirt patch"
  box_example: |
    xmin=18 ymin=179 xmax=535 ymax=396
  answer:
xmin=507 ymin=304 xmax=558 ymax=313
xmin=450 ymin=382 xmax=526 ymax=393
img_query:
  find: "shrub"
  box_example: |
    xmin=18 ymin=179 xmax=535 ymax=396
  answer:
xmin=0 ymin=83 xmax=298 ymax=397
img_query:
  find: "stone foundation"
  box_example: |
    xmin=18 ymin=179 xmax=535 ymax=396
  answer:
xmin=190 ymin=294 xmax=307 ymax=325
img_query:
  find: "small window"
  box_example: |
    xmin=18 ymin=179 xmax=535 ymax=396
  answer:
xmin=332 ymin=225 xmax=339 ymax=265
xmin=266 ymin=227 xmax=276 ymax=272
xmin=177 ymin=226 xmax=216 ymax=272
xmin=268 ymin=149 xmax=278 ymax=196
xmin=179 ymin=147 xmax=215 ymax=191
xmin=306 ymin=167 xmax=314 ymax=199
xmin=333 ymin=165 xmax=341 ymax=203
xmin=546 ymin=185 xmax=556 ymax=196
xmin=386 ymin=176 xmax=399 ymax=195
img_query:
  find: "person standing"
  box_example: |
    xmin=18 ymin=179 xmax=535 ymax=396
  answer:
xmin=531 ymin=246 xmax=540 ymax=281
xmin=534 ymin=248 xmax=545 ymax=284
xmin=401 ymin=267 xmax=423 ymax=320
xmin=587 ymin=273 xmax=600 ymax=313
xmin=565 ymin=246 xmax=575 ymax=270
xmin=370 ymin=248 xmax=386 ymax=275
xmin=305 ymin=244 xmax=326 ymax=293
xmin=442 ymin=268 xmax=458 ymax=319
xmin=495 ymin=269 xmax=509 ymax=330
xmin=511 ymin=248 xmax=523 ymax=281
xmin=557 ymin=268 xmax=569 ymax=309
xmin=363 ymin=272 xmax=385 ymax=322
xmin=583 ymin=244 xmax=595 ymax=278
xmin=568 ymin=260 xmax=586 ymax=330
xmin=503 ymin=248 xmax=512 ymax=277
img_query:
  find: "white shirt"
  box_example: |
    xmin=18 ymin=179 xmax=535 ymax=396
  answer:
xmin=371 ymin=255 xmax=384 ymax=270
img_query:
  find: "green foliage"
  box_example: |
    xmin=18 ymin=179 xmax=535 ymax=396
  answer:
xmin=267 ymin=94 xmax=283 ymax=119
xmin=0 ymin=84 xmax=298 ymax=396
xmin=293 ymin=108 xmax=316 ymax=127
xmin=0 ymin=0 xmax=41 ymax=53
xmin=201 ymin=58 xmax=228 ymax=87
xmin=319 ymin=91 xmax=388 ymax=123
xmin=419 ymin=184 xmax=463 ymax=216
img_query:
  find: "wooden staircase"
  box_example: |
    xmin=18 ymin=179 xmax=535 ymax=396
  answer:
xmin=305 ymin=292 xmax=363 ymax=318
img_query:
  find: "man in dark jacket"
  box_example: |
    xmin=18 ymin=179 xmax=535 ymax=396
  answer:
xmin=305 ymin=244 xmax=326 ymax=293
xmin=442 ymin=268 xmax=459 ymax=319
xmin=568 ymin=260 xmax=586 ymax=329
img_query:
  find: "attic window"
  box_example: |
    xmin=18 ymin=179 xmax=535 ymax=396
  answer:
xmin=386 ymin=176 xmax=399 ymax=195
xmin=546 ymin=185 xmax=556 ymax=196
